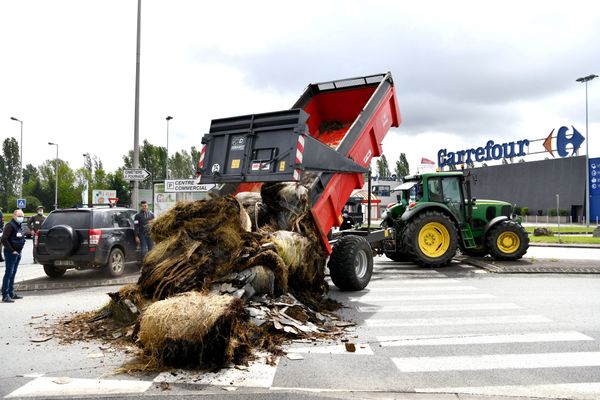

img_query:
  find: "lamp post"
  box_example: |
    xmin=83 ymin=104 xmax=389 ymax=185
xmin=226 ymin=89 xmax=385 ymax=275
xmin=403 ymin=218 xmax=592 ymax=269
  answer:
xmin=10 ymin=117 xmax=23 ymax=199
xmin=48 ymin=142 xmax=59 ymax=210
xmin=576 ymin=74 xmax=598 ymax=227
xmin=165 ymin=116 xmax=173 ymax=179
xmin=83 ymin=153 xmax=91 ymax=206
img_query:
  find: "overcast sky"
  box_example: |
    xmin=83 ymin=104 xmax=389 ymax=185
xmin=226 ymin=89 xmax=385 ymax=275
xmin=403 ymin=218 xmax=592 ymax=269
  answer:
xmin=1 ymin=0 xmax=599 ymax=176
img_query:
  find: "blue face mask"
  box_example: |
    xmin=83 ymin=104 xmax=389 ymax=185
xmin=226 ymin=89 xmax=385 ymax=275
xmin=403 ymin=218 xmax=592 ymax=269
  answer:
xmin=16 ymin=217 xmax=24 ymax=224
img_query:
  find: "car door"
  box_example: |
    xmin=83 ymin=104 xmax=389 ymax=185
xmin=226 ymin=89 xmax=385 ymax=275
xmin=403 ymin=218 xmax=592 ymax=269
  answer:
xmin=114 ymin=210 xmax=140 ymax=263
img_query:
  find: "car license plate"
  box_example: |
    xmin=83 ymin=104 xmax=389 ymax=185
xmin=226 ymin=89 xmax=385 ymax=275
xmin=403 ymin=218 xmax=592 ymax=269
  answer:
xmin=54 ymin=260 xmax=74 ymax=266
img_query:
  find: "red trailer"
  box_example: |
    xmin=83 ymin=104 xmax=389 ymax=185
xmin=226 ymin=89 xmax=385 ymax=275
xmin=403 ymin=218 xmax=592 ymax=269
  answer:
xmin=197 ymin=72 xmax=401 ymax=290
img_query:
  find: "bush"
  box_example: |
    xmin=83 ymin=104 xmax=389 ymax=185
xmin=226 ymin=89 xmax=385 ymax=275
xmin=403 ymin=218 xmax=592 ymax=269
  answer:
xmin=549 ymin=209 xmax=558 ymax=217
xmin=514 ymin=206 xmax=522 ymax=216
xmin=534 ymin=227 xmax=553 ymax=236
xmin=6 ymin=195 xmax=42 ymax=213
xmin=522 ymin=207 xmax=529 ymax=216
xmin=559 ymin=209 xmax=569 ymax=217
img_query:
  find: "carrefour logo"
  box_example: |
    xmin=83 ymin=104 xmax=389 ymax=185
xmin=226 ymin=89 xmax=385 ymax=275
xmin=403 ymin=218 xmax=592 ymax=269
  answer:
xmin=542 ymin=126 xmax=584 ymax=157
xmin=437 ymin=126 xmax=585 ymax=168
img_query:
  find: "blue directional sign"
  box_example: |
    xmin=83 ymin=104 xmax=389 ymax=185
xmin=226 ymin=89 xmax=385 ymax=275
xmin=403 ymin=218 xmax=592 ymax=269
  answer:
xmin=590 ymin=157 xmax=600 ymax=223
xmin=17 ymin=198 xmax=26 ymax=209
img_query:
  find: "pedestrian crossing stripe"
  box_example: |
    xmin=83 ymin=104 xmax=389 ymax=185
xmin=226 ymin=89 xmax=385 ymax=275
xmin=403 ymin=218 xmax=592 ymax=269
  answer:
xmin=359 ymin=285 xmax=478 ymax=292
xmin=365 ymin=314 xmax=551 ymax=327
xmin=415 ymin=382 xmax=600 ymax=399
xmin=377 ymin=331 xmax=594 ymax=347
xmin=393 ymin=351 xmax=600 ymax=372
xmin=358 ymin=302 xmax=521 ymax=313
xmin=349 ymin=293 xmax=497 ymax=302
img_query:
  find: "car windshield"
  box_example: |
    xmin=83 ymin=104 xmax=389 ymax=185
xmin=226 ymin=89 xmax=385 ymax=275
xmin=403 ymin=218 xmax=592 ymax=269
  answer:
xmin=43 ymin=211 xmax=91 ymax=229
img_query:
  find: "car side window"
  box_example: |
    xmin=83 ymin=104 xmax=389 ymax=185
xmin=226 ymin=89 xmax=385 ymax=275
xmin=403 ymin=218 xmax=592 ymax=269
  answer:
xmin=94 ymin=212 xmax=113 ymax=228
xmin=113 ymin=211 xmax=132 ymax=228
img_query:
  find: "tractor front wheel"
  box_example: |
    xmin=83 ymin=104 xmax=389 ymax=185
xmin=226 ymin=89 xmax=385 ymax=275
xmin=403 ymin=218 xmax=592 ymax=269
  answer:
xmin=328 ymin=235 xmax=373 ymax=291
xmin=486 ymin=220 xmax=529 ymax=261
xmin=404 ymin=211 xmax=458 ymax=268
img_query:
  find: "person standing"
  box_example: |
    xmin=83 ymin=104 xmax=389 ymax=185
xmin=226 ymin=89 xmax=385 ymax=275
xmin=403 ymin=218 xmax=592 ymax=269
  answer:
xmin=0 ymin=208 xmax=4 ymax=263
xmin=1 ymin=209 xmax=26 ymax=303
xmin=134 ymin=201 xmax=155 ymax=262
xmin=28 ymin=206 xmax=46 ymax=263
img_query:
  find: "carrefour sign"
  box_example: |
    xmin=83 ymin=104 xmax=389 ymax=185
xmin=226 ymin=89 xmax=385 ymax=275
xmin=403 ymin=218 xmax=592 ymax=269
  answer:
xmin=437 ymin=126 xmax=585 ymax=168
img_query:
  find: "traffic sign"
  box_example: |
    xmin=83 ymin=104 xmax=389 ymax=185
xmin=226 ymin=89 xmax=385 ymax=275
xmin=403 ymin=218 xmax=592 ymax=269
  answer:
xmin=165 ymin=179 xmax=214 ymax=193
xmin=123 ymin=168 xmax=150 ymax=181
xmin=108 ymin=197 xmax=119 ymax=206
xmin=17 ymin=198 xmax=26 ymax=209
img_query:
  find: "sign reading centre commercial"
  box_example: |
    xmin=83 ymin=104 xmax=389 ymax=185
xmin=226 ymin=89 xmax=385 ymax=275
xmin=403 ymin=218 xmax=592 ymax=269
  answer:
xmin=437 ymin=125 xmax=585 ymax=168
xmin=165 ymin=179 xmax=214 ymax=193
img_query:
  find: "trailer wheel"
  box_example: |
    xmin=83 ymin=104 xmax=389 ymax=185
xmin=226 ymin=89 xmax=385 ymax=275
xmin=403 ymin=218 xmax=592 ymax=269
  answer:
xmin=486 ymin=220 xmax=529 ymax=261
xmin=404 ymin=211 xmax=458 ymax=268
xmin=328 ymin=235 xmax=373 ymax=291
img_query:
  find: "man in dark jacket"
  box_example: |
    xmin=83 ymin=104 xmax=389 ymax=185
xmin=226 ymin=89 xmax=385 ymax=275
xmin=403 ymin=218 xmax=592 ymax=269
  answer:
xmin=134 ymin=201 xmax=155 ymax=261
xmin=28 ymin=206 xmax=46 ymax=263
xmin=1 ymin=209 xmax=26 ymax=303
xmin=0 ymin=208 xmax=4 ymax=262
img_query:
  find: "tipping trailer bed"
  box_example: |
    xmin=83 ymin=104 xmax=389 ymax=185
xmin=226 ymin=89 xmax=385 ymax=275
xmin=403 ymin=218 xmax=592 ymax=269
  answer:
xmin=196 ymin=72 xmax=401 ymax=254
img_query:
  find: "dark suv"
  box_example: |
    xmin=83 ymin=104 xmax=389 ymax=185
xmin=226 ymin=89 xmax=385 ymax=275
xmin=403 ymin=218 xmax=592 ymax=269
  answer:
xmin=36 ymin=207 xmax=141 ymax=278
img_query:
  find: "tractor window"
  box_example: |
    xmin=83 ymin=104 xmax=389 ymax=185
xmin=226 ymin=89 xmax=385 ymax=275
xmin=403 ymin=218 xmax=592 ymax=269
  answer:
xmin=427 ymin=179 xmax=443 ymax=202
xmin=442 ymin=177 xmax=464 ymax=221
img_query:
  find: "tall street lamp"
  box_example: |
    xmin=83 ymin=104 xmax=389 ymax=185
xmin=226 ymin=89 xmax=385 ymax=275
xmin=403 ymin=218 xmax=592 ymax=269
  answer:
xmin=165 ymin=116 xmax=173 ymax=179
xmin=10 ymin=117 xmax=23 ymax=199
xmin=48 ymin=142 xmax=59 ymax=210
xmin=576 ymin=74 xmax=598 ymax=227
xmin=83 ymin=153 xmax=91 ymax=206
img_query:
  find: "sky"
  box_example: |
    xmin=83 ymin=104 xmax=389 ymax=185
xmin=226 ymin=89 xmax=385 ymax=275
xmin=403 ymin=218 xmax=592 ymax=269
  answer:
xmin=1 ymin=0 xmax=599 ymax=176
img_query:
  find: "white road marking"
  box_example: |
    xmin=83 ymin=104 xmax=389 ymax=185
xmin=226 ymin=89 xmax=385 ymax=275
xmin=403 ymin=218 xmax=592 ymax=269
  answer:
xmin=6 ymin=377 xmax=152 ymax=398
xmin=366 ymin=279 xmax=461 ymax=286
xmin=393 ymin=351 xmax=600 ymax=372
xmin=349 ymin=293 xmax=496 ymax=302
xmin=366 ymin=314 xmax=551 ymax=327
xmin=359 ymin=302 xmax=521 ymax=313
xmin=359 ymin=285 xmax=478 ymax=292
xmin=377 ymin=269 xmax=441 ymax=274
xmin=154 ymin=356 xmax=278 ymax=388
xmin=416 ymin=382 xmax=600 ymax=400
xmin=286 ymin=343 xmax=373 ymax=355
xmin=378 ymin=331 xmax=594 ymax=347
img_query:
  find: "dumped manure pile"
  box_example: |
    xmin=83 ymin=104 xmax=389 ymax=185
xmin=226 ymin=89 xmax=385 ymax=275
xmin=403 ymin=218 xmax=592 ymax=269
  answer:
xmin=52 ymin=182 xmax=350 ymax=371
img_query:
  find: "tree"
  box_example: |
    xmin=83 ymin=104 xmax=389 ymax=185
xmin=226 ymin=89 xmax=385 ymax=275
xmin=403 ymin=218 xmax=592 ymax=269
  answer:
xmin=38 ymin=159 xmax=80 ymax=208
xmin=376 ymin=154 xmax=391 ymax=178
xmin=123 ymin=140 xmax=167 ymax=187
xmin=107 ymin=169 xmax=131 ymax=206
xmin=23 ymin=164 xmax=39 ymax=185
xmin=169 ymin=150 xmax=194 ymax=179
xmin=394 ymin=153 xmax=409 ymax=179
xmin=0 ymin=138 xmax=20 ymax=208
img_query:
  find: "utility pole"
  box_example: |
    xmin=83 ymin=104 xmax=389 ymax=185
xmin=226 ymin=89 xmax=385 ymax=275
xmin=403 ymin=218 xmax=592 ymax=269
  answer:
xmin=132 ymin=0 xmax=142 ymax=208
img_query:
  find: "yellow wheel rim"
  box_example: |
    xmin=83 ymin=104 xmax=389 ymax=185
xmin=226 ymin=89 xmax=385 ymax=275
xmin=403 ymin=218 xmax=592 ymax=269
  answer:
xmin=418 ymin=222 xmax=450 ymax=258
xmin=497 ymin=231 xmax=520 ymax=254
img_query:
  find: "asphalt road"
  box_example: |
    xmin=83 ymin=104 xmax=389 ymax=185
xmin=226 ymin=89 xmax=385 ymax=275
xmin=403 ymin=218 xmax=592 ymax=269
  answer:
xmin=2 ymin=249 xmax=600 ymax=399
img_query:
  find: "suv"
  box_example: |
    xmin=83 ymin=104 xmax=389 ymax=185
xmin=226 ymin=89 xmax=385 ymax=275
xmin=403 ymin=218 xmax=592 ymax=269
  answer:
xmin=36 ymin=207 xmax=141 ymax=278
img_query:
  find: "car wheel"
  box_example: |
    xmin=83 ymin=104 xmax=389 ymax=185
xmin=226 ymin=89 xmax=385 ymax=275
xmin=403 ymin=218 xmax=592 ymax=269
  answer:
xmin=43 ymin=264 xmax=66 ymax=278
xmin=105 ymin=248 xmax=126 ymax=277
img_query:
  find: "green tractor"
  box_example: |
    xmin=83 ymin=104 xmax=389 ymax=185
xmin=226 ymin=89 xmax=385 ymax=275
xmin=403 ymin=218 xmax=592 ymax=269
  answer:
xmin=381 ymin=172 xmax=529 ymax=267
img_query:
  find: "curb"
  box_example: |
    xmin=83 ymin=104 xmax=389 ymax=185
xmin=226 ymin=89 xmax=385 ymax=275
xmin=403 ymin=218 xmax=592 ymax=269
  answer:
xmin=529 ymin=242 xmax=600 ymax=249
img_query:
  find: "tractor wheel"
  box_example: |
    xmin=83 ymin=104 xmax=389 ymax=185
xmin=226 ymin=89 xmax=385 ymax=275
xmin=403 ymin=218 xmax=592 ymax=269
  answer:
xmin=486 ymin=220 xmax=529 ymax=261
xmin=403 ymin=211 xmax=458 ymax=268
xmin=328 ymin=235 xmax=373 ymax=291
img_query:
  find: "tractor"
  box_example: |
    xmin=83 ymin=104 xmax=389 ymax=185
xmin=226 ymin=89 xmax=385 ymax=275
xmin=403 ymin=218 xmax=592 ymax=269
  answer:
xmin=381 ymin=171 xmax=529 ymax=267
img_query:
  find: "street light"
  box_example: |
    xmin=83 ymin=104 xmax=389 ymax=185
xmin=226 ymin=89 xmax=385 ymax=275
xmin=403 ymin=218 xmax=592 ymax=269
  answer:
xmin=10 ymin=117 xmax=23 ymax=199
xmin=165 ymin=116 xmax=173 ymax=179
xmin=48 ymin=142 xmax=59 ymax=210
xmin=576 ymin=73 xmax=598 ymax=227
xmin=83 ymin=153 xmax=91 ymax=206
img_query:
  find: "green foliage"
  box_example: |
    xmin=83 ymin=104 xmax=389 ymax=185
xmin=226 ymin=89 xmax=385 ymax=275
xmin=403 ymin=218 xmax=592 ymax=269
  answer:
xmin=0 ymin=137 xmax=21 ymax=208
xmin=513 ymin=206 xmax=522 ymax=215
xmin=522 ymin=207 xmax=529 ymax=216
xmin=559 ymin=209 xmax=569 ymax=216
xmin=7 ymin=195 xmax=42 ymax=213
xmin=394 ymin=153 xmax=410 ymax=179
xmin=107 ymin=169 xmax=131 ymax=206
xmin=549 ymin=208 xmax=558 ymax=217
xmin=376 ymin=154 xmax=391 ymax=178
xmin=123 ymin=139 xmax=167 ymax=187
xmin=169 ymin=150 xmax=194 ymax=179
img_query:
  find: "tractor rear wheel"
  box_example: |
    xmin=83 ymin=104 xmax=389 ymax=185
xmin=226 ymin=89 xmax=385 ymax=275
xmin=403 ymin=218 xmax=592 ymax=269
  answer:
xmin=403 ymin=211 xmax=458 ymax=268
xmin=486 ymin=220 xmax=529 ymax=261
xmin=328 ymin=235 xmax=373 ymax=291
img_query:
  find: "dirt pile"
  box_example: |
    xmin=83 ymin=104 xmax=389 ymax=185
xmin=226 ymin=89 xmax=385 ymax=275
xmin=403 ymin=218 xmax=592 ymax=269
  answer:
xmin=55 ymin=182 xmax=343 ymax=371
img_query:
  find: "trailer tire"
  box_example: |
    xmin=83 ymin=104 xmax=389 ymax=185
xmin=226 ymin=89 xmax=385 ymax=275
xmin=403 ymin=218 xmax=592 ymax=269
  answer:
xmin=404 ymin=211 xmax=458 ymax=268
xmin=486 ymin=220 xmax=529 ymax=261
xmin=328 ymin=235 xmax=373 ymax=291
